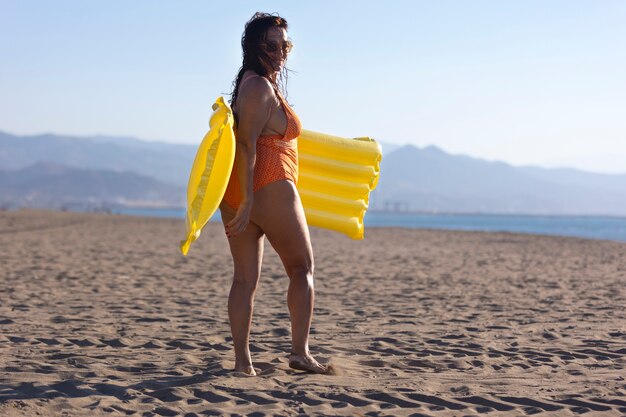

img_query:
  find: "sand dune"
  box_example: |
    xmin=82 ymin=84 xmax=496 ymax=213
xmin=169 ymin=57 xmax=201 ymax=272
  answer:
xmin=0 ymin=209 xmax=624 ymax=416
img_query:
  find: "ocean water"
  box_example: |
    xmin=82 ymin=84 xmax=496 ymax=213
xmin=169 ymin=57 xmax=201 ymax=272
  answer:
xmin=116 ymin=207 xmax=626 ymax=243
xmin=363 ymin=212 xmax=626 ymax=243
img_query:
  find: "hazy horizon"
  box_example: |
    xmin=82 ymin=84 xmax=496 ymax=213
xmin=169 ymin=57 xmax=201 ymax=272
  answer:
xmin=3 ymin=128 xmax=625 ymax=177
xmin=2 ymin=1 xmax=625 ymax=174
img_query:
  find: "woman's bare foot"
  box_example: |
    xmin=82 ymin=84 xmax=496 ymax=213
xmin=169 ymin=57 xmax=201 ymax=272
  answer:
xmin=234 ymin=363 xmax=257 ymax=376
xmin=288 ymin=352 xmax=328 ymax=374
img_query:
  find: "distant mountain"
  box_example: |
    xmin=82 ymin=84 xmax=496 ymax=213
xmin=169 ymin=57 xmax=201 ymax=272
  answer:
xmin=0 ymin=131 xmax=196 ymax=186
xmin=370 ymin=145 xmax=626 ymax=216
xmin=0 ymin=132 xmax=400 ymax=185
xmin=0 ymin=162 xmax=184 ymax=209
xmin=517 ymin=165 xmax=626 ymax=195
xmin=2 ymin=130 xmax=626 ymax=215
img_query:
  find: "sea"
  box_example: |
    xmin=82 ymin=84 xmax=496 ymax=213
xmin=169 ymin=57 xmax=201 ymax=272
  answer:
xmin=117 ymin=207 xmax=626 ymax=244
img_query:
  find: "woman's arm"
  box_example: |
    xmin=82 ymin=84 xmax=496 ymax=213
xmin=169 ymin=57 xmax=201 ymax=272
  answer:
xmin=225 ymin=76 xmax=274 ymax=238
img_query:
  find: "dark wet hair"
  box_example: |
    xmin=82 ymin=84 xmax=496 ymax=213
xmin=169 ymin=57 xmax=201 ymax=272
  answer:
xmin=229 ymin=12 xmax=290 ymax=118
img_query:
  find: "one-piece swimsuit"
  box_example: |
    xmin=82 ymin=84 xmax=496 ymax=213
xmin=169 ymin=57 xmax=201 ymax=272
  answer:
xmin=222 ymin=77 xmax=302 ymax=210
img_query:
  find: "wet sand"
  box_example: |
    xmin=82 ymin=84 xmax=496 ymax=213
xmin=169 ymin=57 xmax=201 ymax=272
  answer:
xmin=0 ymin=209 xmax=624 ymax=416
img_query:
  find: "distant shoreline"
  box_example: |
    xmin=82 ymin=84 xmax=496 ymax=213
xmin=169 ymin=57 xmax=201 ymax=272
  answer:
xmin=3 ymin=206 xmax=625 ymax=244
xmin=366 ymin=209 xmax=626 ymax=219
xmin=4 ymin=205 xmax=626 ymax=220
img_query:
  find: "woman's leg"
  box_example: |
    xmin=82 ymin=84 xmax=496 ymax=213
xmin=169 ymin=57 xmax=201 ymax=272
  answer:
xmin=251 ymin=180 xmax=327 ymax=373
xmin=219 ymin=202 xmax=265 ymax=375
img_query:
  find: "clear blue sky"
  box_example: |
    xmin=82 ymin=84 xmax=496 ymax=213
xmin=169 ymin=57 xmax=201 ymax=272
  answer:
xmin=1 ymin=1 xmax=625 ymax=173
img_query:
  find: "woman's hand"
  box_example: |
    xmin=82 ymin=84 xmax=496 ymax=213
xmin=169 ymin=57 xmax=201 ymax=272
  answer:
xmin=225 ymin=200 xmax=253 ymax=238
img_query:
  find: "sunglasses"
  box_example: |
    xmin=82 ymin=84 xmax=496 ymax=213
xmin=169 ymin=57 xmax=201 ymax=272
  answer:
xmin=261 ymin=39 xmax=293 ymax=54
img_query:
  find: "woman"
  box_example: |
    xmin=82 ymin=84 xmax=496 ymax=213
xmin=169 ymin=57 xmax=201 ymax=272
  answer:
xmin=219 ymin=12 xmax=328 ymax=376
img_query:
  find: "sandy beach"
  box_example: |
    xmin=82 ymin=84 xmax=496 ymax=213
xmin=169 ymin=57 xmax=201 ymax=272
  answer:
xmin=0 ymin=209 xmax=624 ymax=416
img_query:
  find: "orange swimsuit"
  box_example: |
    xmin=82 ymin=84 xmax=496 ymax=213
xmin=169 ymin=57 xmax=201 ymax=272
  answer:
xmin=222 ymin=89 xmax=302 ymax=210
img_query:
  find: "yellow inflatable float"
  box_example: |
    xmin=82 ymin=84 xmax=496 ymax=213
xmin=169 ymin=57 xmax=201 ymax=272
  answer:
xmin=297 ymin=129 xmax=381 ymax=239
xmin=180 ymin=97 xmax=235 ymax=256
xmin=180 ymin=96 xmax=381 ymax=255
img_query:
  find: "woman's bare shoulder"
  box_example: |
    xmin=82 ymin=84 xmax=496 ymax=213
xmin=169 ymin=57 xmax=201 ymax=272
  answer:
xmin=239 ymin=74 xmax=275 ymax=103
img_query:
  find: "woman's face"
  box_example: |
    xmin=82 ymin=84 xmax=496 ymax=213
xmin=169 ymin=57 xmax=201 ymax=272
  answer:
xmin=261 ymin=27 xmax=291 ymax=72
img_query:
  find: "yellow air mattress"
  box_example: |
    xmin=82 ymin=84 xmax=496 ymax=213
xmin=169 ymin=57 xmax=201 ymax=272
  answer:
xmin=180 ymin=97 xmax=235 ymax=256
xmin=180 ymin=97 xmax=382 ymax=255
xmin=297 ymin=129 xmax=381 ymax=239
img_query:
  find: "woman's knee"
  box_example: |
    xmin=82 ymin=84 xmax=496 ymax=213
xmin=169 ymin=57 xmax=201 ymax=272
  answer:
xmin=232 ymin=272 xmax=260 ymax=295
xmin=286 ymin=262 xmax=314 ymax=283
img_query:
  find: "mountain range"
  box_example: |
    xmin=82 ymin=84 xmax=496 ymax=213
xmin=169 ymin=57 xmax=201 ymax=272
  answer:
xmin=1 ymin=130 xmax=625 ymax=216
xmin=371 ymin=145 xmax=626 ymax=215
xmin=0 ymin=161 xmax=183 ymax=209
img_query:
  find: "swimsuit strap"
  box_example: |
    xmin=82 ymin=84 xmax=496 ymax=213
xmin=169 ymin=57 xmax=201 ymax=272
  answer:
xmin=275 ymin=91 xmax=296 ymax=124
xmin=276 ymin=91 xmax=290 ymax=112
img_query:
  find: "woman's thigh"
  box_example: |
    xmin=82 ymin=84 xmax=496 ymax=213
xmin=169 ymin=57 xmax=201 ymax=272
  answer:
xmin=219 ymin=202 xmax=265 ymax=283
xmin=251 ymin=180 xmax=313 ymax=275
